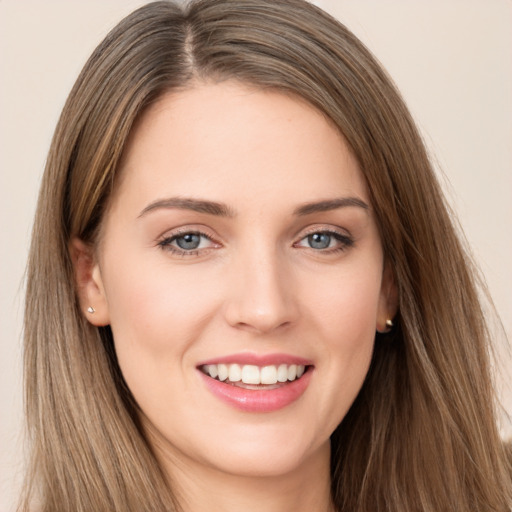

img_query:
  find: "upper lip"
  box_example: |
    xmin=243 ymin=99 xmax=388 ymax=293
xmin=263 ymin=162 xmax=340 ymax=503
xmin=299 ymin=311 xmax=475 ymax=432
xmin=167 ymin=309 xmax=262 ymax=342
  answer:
xmin=197 ymin=352 xmax=313 ymax=367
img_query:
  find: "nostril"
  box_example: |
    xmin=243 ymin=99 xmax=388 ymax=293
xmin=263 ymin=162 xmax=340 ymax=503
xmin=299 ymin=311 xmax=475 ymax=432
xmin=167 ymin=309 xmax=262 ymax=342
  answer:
xmin=231 ymin=318 xmax=292 ymax=334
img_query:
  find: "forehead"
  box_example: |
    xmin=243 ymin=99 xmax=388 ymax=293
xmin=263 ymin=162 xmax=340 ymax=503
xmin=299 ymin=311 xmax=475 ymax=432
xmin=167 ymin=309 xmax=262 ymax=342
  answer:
xmin=113 ymin=81 xmax=368 ymax=214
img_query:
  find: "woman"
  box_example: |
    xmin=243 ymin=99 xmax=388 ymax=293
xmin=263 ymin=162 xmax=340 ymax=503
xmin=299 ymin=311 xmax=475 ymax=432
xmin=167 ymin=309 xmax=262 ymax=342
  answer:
xmin=21 ymin=0 xmax=511 ymax=511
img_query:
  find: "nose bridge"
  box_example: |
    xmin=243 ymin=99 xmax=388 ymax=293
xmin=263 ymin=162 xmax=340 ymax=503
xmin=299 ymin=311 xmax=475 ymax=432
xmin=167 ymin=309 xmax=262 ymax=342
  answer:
xmin=224 ymin=241 xmax=297 ymax=333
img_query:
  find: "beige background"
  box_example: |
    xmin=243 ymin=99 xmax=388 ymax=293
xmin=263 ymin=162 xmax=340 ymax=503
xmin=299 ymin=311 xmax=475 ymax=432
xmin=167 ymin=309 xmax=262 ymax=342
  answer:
xmin=1 ymin=1 xmax=510 ymax=510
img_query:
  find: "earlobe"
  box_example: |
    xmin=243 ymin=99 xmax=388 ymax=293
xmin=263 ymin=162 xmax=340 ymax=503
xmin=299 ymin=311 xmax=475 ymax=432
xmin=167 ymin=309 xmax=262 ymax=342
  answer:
xmin=69 ymin=238 xmax=110 ymax=326
xmin=376 ymin=262 xmax=399 ymax=333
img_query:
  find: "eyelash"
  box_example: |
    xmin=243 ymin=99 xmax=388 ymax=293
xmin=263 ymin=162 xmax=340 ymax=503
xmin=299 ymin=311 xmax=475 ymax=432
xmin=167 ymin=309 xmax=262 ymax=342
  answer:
xmin=157 ymin=228 xmax=354 ymax=257
xmin=293 ymin=228 xmax=354 ymax=254
xmin=157 ymin=229 xmax=216 ymax=257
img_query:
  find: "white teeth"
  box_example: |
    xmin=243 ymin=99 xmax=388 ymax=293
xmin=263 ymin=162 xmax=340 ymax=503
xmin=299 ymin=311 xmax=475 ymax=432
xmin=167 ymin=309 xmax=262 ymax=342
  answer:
xmin=228 ymin=364 xmax=242 ymax=382
xmin=277 ymin=364 xmax=288 ymax=382
xmin=203 ymin=363 xmax=308 ymax=385
xmin=217 ymin=364 xmax=228 ymax=382
xmin=206 ymin=365 xmax=218 ymax=379
xmin=260 ymin=365 xmax=278 ymax=385
xmin=241 ymin=365 xmax=260 ymax=384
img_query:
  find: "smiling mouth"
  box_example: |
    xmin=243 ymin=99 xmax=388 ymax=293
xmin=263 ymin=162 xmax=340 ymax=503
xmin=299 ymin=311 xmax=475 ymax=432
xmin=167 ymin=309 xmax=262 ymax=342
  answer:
xmin=199 ymin=363 xmax=309 ymax=389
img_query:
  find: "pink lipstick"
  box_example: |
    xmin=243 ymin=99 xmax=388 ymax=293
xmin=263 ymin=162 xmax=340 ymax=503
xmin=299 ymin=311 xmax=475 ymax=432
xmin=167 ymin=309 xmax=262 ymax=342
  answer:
xmin=197 ymin=353 xmax=313 ymax=412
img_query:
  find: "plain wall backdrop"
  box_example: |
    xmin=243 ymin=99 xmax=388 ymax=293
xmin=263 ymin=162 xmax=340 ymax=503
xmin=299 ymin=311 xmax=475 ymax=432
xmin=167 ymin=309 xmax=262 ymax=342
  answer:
xmin=1 ymin=1 xmax=511 ymax=510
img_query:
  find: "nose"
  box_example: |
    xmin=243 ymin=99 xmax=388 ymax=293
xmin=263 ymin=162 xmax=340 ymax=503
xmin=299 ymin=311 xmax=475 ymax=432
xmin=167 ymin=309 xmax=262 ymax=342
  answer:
xmin=223 ymin=247 xmax=299 ymax=335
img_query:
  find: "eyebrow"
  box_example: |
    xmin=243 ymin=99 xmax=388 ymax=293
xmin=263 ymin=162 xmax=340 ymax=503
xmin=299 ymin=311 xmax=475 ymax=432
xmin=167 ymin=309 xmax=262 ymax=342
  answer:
xmin=294 ymin=197 xmax=369 ymax=216
xmin=138 ymin=195 xmax=369 ymax=218
xmin=138 ymin=197 xmax=235 ymax=218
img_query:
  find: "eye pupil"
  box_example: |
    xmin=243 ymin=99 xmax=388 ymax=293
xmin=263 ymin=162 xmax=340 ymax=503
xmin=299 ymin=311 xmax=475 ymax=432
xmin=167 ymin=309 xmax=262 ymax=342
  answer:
xmin=308 ymin=233 xmax=331 ymax=249
xmin=176 ymin=233 xmax=201 ymax=250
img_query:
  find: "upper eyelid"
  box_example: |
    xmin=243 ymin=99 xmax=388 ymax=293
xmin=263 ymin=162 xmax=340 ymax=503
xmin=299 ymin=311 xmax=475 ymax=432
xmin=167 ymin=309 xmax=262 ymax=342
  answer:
xmin=160 ymin=231 xmax=217 ymax=246
xmin=295 ymin=224 xmax=352 ymax=239
xmin=157 ymin=225 xmax=218 ymax=241
xmin=156 ymin=228 xmax=219 ymax=254
xmin=156 ymin=224 xmax=352 ymax=246
xmin=295 ymin=231 xmax=353 ymax=244
xmin=157 ymin=231 xmax=219 ymax=256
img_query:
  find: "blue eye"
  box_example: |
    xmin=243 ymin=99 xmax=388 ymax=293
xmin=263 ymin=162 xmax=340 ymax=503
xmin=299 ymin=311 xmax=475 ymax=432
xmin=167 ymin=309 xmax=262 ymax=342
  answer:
xmin=175 ymin=233 xmax=202 ymax=250
xmin=158 ymin=231 xmax=216 ymax=255
xmin=296 ymin=230 xmax=353 ymax=252
xmin=307 ymin=232 xmax=332 ymax=249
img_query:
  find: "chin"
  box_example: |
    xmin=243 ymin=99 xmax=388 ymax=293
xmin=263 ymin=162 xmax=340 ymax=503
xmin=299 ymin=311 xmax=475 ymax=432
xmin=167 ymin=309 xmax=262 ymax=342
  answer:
xmin=205 ymin=436 xmax=329 ymax=479
xmin=198 ymin=418 xmax=332 ymax=479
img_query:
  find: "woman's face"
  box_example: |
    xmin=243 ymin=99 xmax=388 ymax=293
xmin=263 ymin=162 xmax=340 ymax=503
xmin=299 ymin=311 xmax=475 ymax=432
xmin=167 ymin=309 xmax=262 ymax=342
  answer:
xmin=77 ymin=81 xmax=395 ymax=480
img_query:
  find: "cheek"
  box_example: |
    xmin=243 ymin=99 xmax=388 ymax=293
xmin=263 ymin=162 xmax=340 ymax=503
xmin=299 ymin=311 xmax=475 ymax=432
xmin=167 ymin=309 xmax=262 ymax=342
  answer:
xmin=101 ymin=259 xmax=227 ymax=431
xmin=309 ymin=264 xmax=382 ymax=342
xmin=102 ymin=256 xmax=222 ymax=382
xmin=305 ymin=265 xmax=381 ymax=417
xmin=106 ymin=254 xmax=214 ymax=328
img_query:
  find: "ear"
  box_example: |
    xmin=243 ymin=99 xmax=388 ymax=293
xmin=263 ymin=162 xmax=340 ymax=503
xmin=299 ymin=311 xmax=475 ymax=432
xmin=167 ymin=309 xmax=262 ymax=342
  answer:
xmin=69 ymin=238 xmax=110 ymax=326
xmin=376 ymin=261 xmax=398 ymax=333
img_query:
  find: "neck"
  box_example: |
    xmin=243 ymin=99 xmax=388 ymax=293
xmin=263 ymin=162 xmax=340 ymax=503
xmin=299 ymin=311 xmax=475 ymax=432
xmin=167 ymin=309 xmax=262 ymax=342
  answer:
xmin=156 ymin=439 xmax=334 ymax=512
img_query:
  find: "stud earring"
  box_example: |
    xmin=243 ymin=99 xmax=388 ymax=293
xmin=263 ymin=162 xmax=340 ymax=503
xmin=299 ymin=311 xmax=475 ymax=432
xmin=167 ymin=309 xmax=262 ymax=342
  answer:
xmin=385 ymin=319 xmax=394 ymax=329
xmin=87 ymin=306 xmax=95 ymax=314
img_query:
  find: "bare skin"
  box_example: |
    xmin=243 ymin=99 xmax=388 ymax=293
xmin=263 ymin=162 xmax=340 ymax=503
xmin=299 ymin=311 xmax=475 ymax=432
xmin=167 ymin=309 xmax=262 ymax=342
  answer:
xmin=72 ymin=81 xmax=397 ymax=512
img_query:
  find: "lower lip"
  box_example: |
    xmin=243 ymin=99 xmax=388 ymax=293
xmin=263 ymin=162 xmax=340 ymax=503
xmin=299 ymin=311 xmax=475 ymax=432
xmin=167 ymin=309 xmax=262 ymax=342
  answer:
xmin=199 ymin=369 xmax=313 ymax=413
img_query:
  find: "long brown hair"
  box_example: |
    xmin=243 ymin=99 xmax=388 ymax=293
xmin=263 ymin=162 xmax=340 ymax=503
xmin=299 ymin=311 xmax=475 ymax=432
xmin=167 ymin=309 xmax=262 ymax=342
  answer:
xmin=21 ymin=1 xmax=511 ymax=510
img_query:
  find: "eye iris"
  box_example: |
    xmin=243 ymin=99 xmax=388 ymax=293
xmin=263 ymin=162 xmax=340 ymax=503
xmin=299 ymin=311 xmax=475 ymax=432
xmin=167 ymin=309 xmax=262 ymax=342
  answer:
xmin=308 ymin=233 xmax=331 ymax=249
xmin=176 ymin=233 xmax=201 ymax=250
